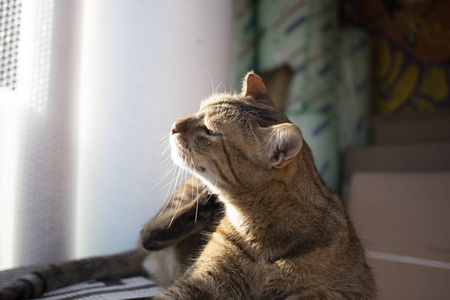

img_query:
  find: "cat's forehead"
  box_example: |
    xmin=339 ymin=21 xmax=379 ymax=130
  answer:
xmin=199 ymin=94 xmax=287 ymax=126
xmin=199 ymin=93 xmax=237 ymax=110
xmin=199 ymin=94 xmax=245 ymax=119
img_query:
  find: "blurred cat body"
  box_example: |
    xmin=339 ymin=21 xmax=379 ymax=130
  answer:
xmin=0 ymin=73 xmax=375 ymax=300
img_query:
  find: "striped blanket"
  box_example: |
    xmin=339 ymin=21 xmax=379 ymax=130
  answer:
xmin=0 ymin=266 xmax=162 ymax=299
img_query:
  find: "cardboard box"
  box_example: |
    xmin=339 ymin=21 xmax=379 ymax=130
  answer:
xmin=341 ymin=142 xmax=450 ymax=203
xmin=348 ymin=172 xmax=450 ymax=300
xmin=344 ymin=143 xmax=450 ymax=183
xmin=367 ymin=258 xmax=450 ymax=300
xmin=371 ymin=112 xmax=450 ymax=145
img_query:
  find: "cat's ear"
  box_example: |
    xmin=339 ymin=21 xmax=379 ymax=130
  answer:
xmin=260 ymin=123 xmax=303 ymax=169
xmin=242 ymin=72 xmax=274 ymax=106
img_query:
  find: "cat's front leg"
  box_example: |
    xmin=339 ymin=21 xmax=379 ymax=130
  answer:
xmin=152 ymin=280 xmax=217 ymax=300
xmin=152 ymin=269 xmax=244 ymax=300
xmin=140 ymin=178 xmax=222 ymax=251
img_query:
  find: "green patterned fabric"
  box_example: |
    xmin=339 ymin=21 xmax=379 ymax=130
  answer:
xmin=336 ymin=27 xmax=371 ymax=153
xmin=231 ymin=0 xmax=346 ymax=190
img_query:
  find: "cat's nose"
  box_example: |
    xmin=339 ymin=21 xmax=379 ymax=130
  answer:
xmin=171 ymin=118 xmax=189 ymax=135
xmin=171 ymin=121 xmax=180 ymax=135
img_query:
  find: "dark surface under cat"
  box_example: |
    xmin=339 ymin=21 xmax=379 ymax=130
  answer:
xmin=0 ymin=265 xmax=162 ymax=300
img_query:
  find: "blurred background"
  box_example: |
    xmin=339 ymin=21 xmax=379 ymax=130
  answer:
xmin=0 ymin=1 xmax=449 ymax=299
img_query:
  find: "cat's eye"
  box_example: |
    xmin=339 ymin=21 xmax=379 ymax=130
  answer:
xmin=203 ymin=126 xmax=221 ymax=137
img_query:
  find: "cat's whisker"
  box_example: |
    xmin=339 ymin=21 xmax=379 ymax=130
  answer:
xmin=158 ymin=168 xmax=181 ymax=190
xmin=160 ymin=140 xmax=172 ymax=156
xmin=156 ymin=197 xmax=172 ymax=219
xmin=188 ymin=160 xmax=196 ymax=221
xmin=159 ymin=134 xmax=170 ymax=141
xmin=189 ymin=158 xmax=200 ymax=223
xmin=195 ymin=178 xmax=200 ymax=224
xmin=155 ymin=140 xmax=177 ymax=188
xmin=214 ymin=177 xmax=219 ymax=190
xmin=203 ymin=66 xmax=214 ymax=95
xmin=159 ymin=153 xmax=175 ymax=171
xmin=154 ymin=163 xmax=178 ymax=189
xmin=159 ymin=179 xmax=176 ymax=191
xmin=157 ymin=157 xmax=188 ymax=219
xmin=158 ymin=135 xmax=170 ymax=150
xmin=161 ymin=143 xmax=172 ymax=156
xmin=160 ymin=154 xmax=175 ymax=168
xmin=169 ymin=167 xmax=185 ymax=217
xmin=194 ymin=88 xmax=206 ymax=102
xmin=215 ymin=82 xmax=225 ymax=94
xmin=156 ymin=165 xmax=182 ymax=218
xmin=168 ymin=160 xmax=190 ymax=227
xmin=154 ymin=151 xmax=178 ymax=188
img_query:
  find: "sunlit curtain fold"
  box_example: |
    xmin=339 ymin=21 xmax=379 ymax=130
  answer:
xmin=0 ymin=0 xmax=233 ymax=270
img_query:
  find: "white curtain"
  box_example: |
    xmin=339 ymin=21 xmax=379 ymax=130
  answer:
xmin=0 ymin=0 xmax=232 ymax=270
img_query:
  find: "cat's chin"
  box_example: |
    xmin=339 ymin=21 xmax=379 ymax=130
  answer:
xmin=171 ymin=148 xmax=206 ymax=175
xmin=171 ymin=151 xmax=191 ymax=172
xmin=170 ymin=138 xmax=189 ymax=165
xmin=171 ymin=153 xmax=220 ymax=193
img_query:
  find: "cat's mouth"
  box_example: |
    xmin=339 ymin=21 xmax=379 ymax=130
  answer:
xmin=170 ymin=136 xmax=206 ymax=173
xmin=172 ymin=149 xmax=206 ymax=174
xmin=170 ymin=143 xmax=188 ymax=165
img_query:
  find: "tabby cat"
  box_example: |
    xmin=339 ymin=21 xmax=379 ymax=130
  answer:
xmin=0 ymin=73 xmax=375 ymax=300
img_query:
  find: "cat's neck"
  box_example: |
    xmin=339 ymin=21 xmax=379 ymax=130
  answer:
xmin=216 ymin=145 xmax=339 ymax=260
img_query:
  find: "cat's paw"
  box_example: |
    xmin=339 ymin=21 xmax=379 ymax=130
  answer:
xmin=0 ymin=286 xmax=29 ymax=300
xmin=0 ymin=274 xmax=45 ymax=300
xmin=140 ymin=192 xmax=222 ymax=251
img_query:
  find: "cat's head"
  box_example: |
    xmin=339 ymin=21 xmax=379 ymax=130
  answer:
xmin=170 ymin=72 xmax=303 ymax=193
